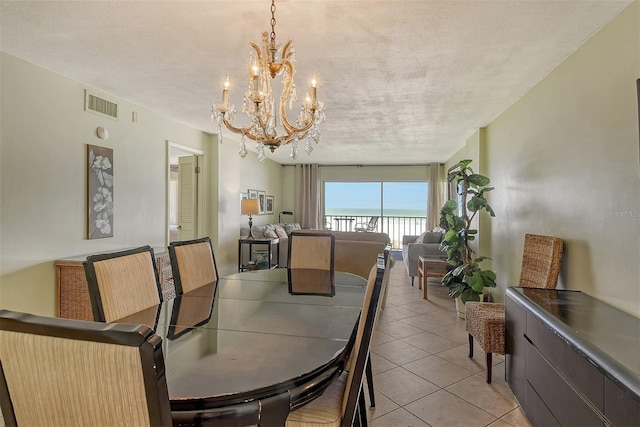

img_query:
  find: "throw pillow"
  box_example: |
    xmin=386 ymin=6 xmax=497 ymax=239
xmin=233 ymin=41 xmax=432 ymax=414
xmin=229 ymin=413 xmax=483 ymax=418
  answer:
xmin=414 ymin=231 xmax=443 ymax=244
xmin=414 ymin=232 xmax=427 ymax=243
xmin=273 ymin=225 xmax=288 ymax=239
xmin=263 ymin=225 xmax=278 ymax=238
xmin=423 ymin=231 xmax=443 ymax=244
xmin=251 ymin=225 xmax=267 ymax=238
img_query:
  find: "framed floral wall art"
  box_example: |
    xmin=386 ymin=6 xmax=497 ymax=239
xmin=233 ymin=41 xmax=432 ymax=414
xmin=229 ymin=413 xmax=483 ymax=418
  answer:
xmin=87 ymin=144 xmax=114 ymax=239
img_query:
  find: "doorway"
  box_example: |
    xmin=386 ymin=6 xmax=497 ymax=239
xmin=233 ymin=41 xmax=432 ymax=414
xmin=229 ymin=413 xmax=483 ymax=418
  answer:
xmin=166 ymin=141 xmax=204 ymax=245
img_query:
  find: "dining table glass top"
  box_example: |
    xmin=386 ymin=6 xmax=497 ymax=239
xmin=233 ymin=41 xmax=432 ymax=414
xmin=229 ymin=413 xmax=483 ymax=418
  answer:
xmin=114 ymin=269 xmax=368 ymax=409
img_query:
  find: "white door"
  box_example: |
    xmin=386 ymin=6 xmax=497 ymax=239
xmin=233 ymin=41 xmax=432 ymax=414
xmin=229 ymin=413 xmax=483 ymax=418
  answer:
xmin=177 ymin=155 xmax=198 ymax=240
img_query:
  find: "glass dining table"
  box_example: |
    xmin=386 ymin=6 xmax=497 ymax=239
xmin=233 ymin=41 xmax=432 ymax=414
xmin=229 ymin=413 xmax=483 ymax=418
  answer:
xmin=114 ymin=268 xmax=367 ymax=427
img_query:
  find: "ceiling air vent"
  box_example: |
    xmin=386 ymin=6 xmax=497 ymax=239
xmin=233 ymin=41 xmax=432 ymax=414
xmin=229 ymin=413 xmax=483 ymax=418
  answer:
xmin=84 ymin=90 xmax=118 ymax=120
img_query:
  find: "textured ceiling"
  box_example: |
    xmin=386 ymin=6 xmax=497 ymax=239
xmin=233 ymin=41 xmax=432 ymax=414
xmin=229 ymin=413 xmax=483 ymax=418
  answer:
xmin=0 ymin=1 xmax=632 ymax=165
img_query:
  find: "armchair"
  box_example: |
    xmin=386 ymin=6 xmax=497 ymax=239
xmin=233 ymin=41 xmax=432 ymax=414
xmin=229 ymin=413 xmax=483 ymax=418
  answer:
xmin=402 ymin=231 xmax=445 ymax=285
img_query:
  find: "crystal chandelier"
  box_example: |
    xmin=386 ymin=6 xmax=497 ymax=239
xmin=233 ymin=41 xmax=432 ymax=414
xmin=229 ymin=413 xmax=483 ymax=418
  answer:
xmin=212 ymin=0 xmax=325 ymax=162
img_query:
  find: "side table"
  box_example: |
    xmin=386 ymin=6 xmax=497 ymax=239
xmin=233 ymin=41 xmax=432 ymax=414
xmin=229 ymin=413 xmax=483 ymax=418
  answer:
xmin=238 ymin=237 xmax=280 ymax=272
xmin=417 ymin=256 xmax=449 ymax=300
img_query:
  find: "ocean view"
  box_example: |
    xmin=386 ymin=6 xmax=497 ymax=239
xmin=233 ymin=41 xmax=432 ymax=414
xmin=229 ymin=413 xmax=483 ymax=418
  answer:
xmin=325 ymin=208 xmax=426 ymax=218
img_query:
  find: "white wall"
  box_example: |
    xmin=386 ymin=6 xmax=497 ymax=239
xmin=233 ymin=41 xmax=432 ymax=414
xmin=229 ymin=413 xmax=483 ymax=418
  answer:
xmin=0 ymin=53 xmax=214 ymax=316
xmin=481 ymin=2 xmax=639 ymax=316
xmin=215 ymin=139 xmax=284 ymax=277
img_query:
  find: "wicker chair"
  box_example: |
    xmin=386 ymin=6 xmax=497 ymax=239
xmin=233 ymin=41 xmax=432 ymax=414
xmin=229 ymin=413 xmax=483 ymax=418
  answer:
xmin=288 ymin=230 xmax=335 ymax=271
xmin=0 ymin=309 xmax=173 ymax=427
xmin=168 ymin=237 xmax=218 ymax=295
xmin=287 ymin=230 xmax=336 ymax=296
xmin=83 ymin=246 xmax=163 ymax=323
xmin=466 ymin=234 xmax=564 ymax=383
xmin=285 ymin=263 xmax=383 ymax=427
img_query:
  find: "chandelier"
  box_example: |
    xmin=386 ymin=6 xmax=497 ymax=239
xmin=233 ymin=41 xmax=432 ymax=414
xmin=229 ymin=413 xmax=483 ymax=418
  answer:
xmin=212 ymin=0 xmax=325 ymax=162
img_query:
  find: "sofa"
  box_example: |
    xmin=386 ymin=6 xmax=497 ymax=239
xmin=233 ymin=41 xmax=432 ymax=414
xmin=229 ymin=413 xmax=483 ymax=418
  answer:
xmin=402 ymin=229 xmax=446 ymax=285
xmin=332 ymin=231 xmax=390 ymax=279
xmin=242 ymin=224 xmax=390 ymax=279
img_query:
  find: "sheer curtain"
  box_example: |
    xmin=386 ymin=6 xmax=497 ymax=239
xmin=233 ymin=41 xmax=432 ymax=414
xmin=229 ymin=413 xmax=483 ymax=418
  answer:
xmin=295 ymin=164 xmax=321 ymax=229
xmin=427 ymin=163 xmax=445 ymax=230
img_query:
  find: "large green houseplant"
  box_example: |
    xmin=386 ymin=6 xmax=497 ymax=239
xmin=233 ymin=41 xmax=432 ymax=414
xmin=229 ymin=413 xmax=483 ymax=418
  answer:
xmin=439 ymin=159 xmax=497 ymax=304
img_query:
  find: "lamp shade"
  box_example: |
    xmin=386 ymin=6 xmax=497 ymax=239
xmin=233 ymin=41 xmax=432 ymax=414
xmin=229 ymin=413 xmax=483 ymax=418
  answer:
xmin=241 ymin=198 xmax=259 ymax=215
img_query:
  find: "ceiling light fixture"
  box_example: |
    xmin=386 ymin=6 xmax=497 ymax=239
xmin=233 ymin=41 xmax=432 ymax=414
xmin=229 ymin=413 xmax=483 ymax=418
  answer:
xmin=212 ymin=0 xmax=325 ymax=162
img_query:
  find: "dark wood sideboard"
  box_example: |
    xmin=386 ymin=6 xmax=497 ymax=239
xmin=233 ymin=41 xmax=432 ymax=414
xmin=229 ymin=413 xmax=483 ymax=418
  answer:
xmin=505 ymin=287 xmax=639 ymax=426
xmin=56 ymin=249 xmax=174 ymax=320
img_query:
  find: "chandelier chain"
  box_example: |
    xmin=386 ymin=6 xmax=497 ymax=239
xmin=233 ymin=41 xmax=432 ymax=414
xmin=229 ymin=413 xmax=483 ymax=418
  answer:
xmin=270 ymin=0 xmax=277 ymax=43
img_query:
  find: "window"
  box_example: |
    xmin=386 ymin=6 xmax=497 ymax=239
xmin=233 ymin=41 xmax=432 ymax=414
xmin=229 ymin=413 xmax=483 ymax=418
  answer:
xmin=324 ymin=182 xmax=382 ymax=217
xmin=324 ymin=182 xmax=427 ymax=217
xmin=324 ymin=181 xmax=428 ymax=246
xmin=382 ymin=182 xmax=428 ymax=217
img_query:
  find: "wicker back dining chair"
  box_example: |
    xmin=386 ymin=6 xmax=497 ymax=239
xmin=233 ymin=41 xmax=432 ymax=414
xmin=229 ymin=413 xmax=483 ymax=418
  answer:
xmin=286 ymin=263 xmax=384 ymax=427
xmin=83 ymin=246 xmax=163 ymax=323
xmin=168 ymin=237 xmax=218 ymax=295
xmin=288 ymin=230 xmax=335 ymax=271
xmin=0 ymin=309 xmax=173 ymax=427
xmin=466 ymin=234 xmax=564 ymax=383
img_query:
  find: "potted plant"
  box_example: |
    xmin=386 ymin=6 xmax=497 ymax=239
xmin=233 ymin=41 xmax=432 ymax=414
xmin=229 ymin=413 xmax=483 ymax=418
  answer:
xmin=439 ymin=159 xmax=497 ymax=316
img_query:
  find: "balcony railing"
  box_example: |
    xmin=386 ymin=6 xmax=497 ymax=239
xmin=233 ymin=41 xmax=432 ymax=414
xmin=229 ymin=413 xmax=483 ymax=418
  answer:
xmin=324 ymin=215 xmax=428 ymax=249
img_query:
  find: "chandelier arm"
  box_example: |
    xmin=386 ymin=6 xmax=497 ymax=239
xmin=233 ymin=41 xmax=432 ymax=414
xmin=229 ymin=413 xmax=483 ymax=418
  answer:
xmin=250 ymin=42 xmax=262 ymax=61
xmin=280 ymin=104 xmax=316 ymax=135
xmin=281 ymin=40 xmax=294 ymax=61
xmin=221 ymin=115 xmax=259 ymax=141
xmin=278 ymin=61 xmax=317 ymax=135
xmin=222 ymin=110 xmax=284 ymax=147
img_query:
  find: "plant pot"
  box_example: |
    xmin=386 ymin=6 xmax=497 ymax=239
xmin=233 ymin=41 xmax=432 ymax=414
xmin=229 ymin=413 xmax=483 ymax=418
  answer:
xmin=455 ymin=297 xmax=466 ymax=319
xmin=455 ymin=292 xmax=488 ymax=319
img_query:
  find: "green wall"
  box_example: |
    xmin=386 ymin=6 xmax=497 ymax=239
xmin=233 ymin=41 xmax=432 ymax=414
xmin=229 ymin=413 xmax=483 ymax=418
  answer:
xmin=482 ymin=2 xmax=639 ymax=315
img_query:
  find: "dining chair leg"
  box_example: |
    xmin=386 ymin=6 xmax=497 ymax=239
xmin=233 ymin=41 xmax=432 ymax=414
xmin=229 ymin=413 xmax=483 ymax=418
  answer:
xmin=354 ymin=410 xmax=362 ymax=427
xmin=365 ymin=355 xmax=375 ymax=408
xmin=352 ymin=398 xmax=362 ymax=427
xmin=486 ymin=352 xmax=493 ymax=384
xmin=468 ymin=333 xmax=474 ymax=358
xmin=358 ymin=390 xmax=368 ymax=427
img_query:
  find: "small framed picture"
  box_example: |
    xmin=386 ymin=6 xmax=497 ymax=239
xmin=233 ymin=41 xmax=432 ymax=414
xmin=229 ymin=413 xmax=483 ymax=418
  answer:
xmin=248 ymin=189 xmax=258 ymax=199
xmin=265 ymin=195 xmax=274 ymax=215
xmin=240 ymin=192 xmax=248 ymax=200
xmin=257 ymin=190 xmax=266 ymax=215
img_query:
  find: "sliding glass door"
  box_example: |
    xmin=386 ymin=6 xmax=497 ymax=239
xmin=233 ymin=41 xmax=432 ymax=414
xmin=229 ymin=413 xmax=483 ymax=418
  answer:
xmin=323 ymin=181 xmax=428 ymax=247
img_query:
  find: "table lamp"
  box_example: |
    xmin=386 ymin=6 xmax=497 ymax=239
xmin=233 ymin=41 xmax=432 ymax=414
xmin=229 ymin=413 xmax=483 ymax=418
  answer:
xmin=241 ymin=199 xmax=260 ymax=239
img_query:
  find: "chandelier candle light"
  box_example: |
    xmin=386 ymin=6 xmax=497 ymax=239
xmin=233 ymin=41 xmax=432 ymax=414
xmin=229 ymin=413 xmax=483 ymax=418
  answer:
xmin=212 ymin=0 xmax=325 ymax=162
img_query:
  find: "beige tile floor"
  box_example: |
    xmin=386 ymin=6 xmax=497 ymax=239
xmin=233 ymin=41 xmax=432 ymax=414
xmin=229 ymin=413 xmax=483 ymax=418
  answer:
xmin=364 ymin=258 xmax=532 ymax=427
